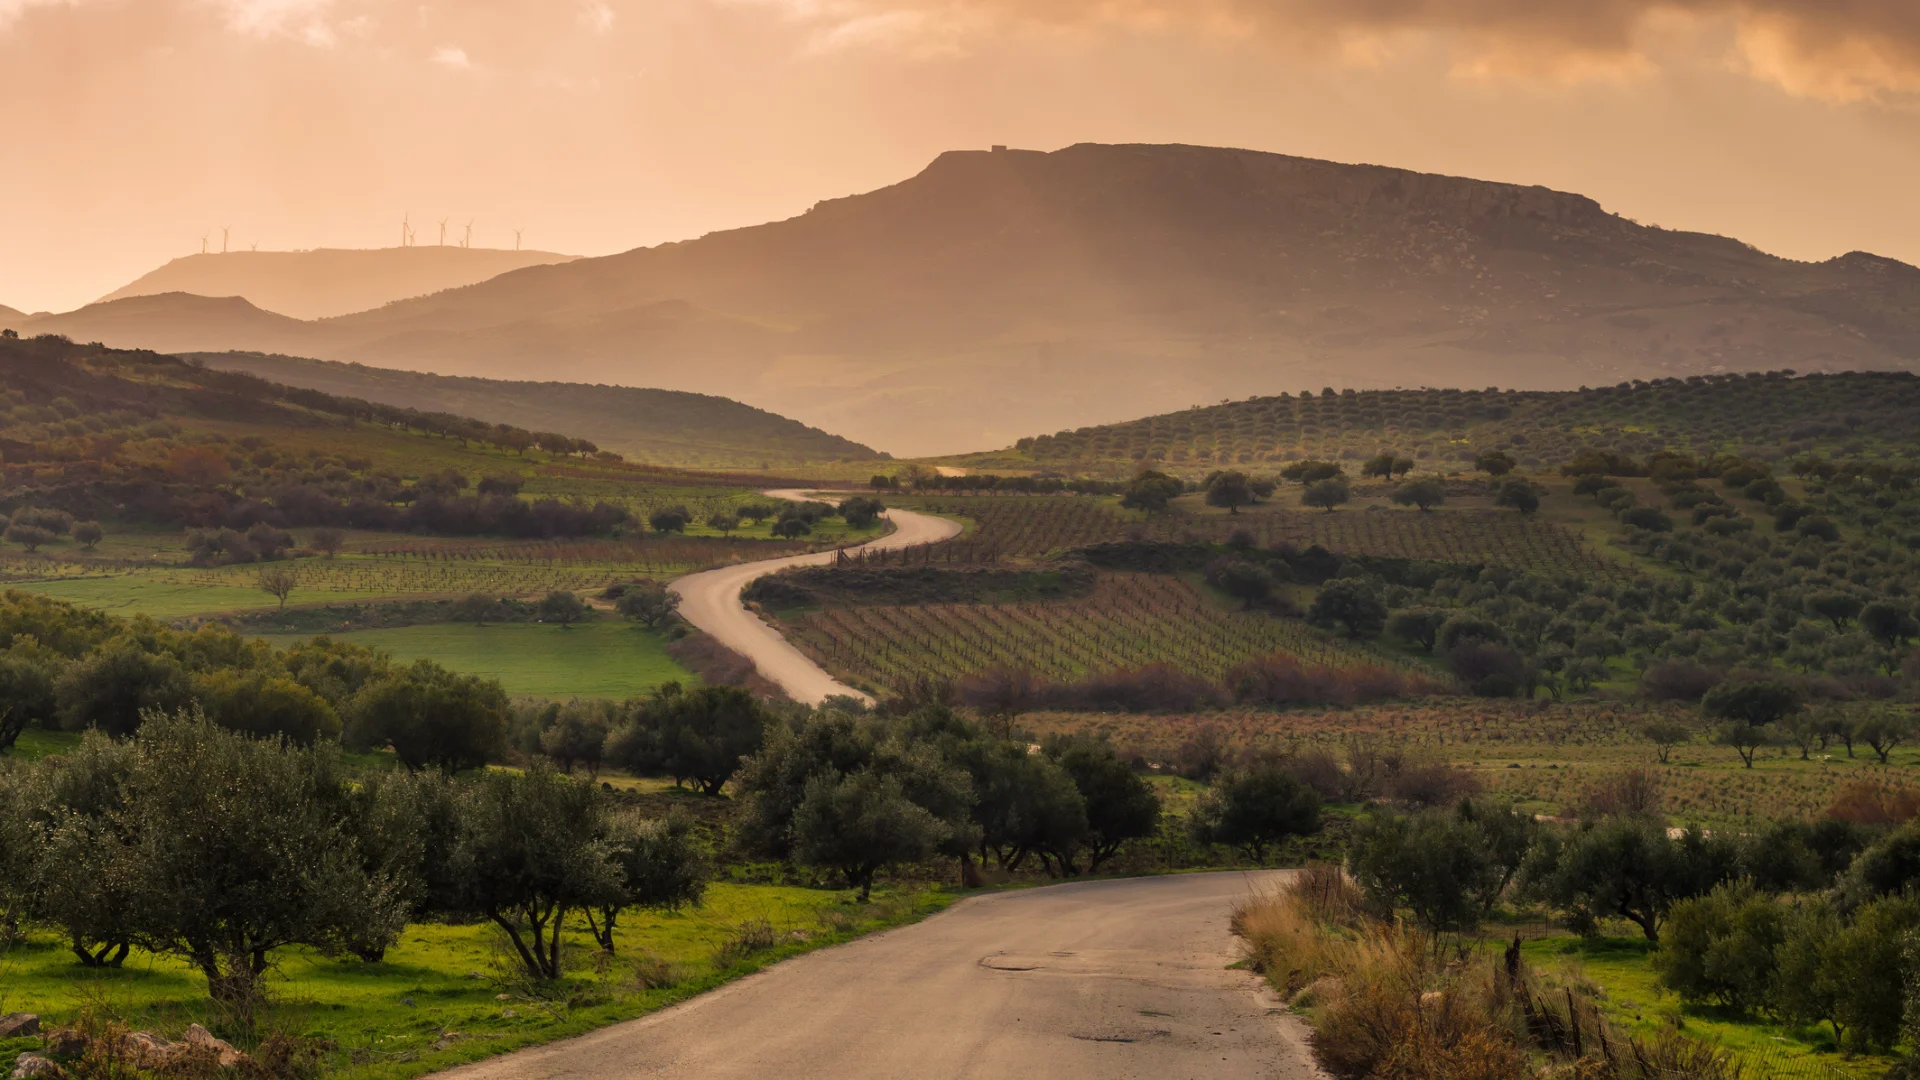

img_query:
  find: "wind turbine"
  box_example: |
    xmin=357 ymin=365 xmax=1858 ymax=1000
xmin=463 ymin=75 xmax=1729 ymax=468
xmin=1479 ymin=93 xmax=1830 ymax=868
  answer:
xmin=200 ymin=233 xmax=210 ymax=255
xmin=438 ymin=218 xmax=448 ymax=246
xmin=513 ymin=227 xmax=523 ymax=251
xmin=221 ymin=226 xmax=230 ymax=254
xmin=462 ymin=219 xmax=473 ymax=248
xmin=401 ymin=213 xmax=411 ymax=248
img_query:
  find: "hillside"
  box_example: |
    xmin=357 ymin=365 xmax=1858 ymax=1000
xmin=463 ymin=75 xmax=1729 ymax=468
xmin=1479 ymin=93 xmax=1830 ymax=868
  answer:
xmin=951 ymin=370 xmax=1920 ymax=477
xmin=97 ymin=247 xmax=579 ymax=320
xmin=188 ymin=351 xmax=883 ymax=469
xmin=10 ymin=143 xmax=1920 ymax=456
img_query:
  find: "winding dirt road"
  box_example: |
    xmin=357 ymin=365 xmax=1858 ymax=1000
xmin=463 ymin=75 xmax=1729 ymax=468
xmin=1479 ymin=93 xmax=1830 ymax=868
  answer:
xmin=436 ymin=871 xmax=1321 ymax=1080
xmin=669 ymin=490 xmax=963 ymax=705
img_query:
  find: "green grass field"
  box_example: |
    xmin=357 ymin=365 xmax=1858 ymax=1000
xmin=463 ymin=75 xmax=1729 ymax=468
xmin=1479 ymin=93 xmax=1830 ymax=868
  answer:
xmin=0 ymin=883 xmax=955 ymax=1080
xmin=1519 ymin=935 xmax=1895 ymax=1078
xmin=263 ymin=621 xmax=694 ymax=699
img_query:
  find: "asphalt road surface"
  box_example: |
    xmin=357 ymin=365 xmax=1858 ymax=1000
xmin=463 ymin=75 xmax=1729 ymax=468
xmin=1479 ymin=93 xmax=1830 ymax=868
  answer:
xmin=435 ymin=871 xmax=1322 ymax=1080
xmin=668 ymin=489 xmax=963 ymax=705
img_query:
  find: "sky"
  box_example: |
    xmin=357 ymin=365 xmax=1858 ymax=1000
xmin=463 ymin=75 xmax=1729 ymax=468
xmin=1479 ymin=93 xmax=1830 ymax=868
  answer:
xmin=2 ymin=0 xmax=1919 ymax=314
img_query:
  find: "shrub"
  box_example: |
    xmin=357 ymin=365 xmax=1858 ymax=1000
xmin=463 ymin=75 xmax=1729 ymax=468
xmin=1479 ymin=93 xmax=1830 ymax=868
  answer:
xmin=1654 ymin=881 xmax=1784 ymax=1012
xmin=1191 ymin=758 xmax=1321 ymax=862
xmin=55 ymin=645 xmax=193 ymax=736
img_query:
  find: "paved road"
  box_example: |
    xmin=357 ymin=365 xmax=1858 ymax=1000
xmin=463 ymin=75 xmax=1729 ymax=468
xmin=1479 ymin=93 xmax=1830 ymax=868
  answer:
xmin=436 ymin=871 xmax=1322 ymax=1080
xmin=668 ymin=490 xmax=963 ymax=705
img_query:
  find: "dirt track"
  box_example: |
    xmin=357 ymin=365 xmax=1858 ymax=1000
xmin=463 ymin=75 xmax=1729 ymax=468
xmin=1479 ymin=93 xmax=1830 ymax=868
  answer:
xmin=433 ymin=871 xmax=1322 ymax=1080
xmin=668 ymin=490 xmax=962 ymax=705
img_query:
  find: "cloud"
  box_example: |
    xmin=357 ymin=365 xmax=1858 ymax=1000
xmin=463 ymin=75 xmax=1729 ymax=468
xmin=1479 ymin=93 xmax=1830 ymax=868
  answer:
xmin=578 ymin=0 xmax=614 ymax=34
xmin=0 ymin=0 xmax=81 ymax=28
xmin=430 ymin=42 xmax=471 ymax=67
xmin=790 ymin=0 xmax=1920 ymax=102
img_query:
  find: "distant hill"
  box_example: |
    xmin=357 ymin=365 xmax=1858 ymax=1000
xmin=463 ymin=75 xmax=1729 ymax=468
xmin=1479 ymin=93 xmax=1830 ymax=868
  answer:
xmin=97 ymin=247 xmax=578 ymax=320
xmin=0 ymin=303 xmax=22 ymax=323
xmin=950 ymin=370 xmax=1920 ymax=477
xmin=14 ymin=144 xmax=1920 ymax=456
xmin=189 ymin=351 xmax=884 ymax=469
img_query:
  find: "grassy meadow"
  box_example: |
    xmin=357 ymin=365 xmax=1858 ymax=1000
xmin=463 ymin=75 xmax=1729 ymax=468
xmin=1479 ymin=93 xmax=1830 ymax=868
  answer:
xmin=0 ymin=883 xmax=956 ymax=1080
xmin=261 ymin=621 xmax=693 ymax=699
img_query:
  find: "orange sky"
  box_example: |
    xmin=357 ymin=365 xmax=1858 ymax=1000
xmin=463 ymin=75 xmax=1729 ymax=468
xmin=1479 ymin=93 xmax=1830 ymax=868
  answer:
xmin=3 ymin=0 xmax=1918 ymax=314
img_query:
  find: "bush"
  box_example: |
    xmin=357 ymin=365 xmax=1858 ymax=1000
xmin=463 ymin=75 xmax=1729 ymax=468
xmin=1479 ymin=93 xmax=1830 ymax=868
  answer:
xmin=192 ymin=668 xmax=341 ymax=744
xmin=55 ymin=645 xmax=193 ymax=736
xmin=345 ymin=660 xmax=509 ymax=773
xmin=1191 ymin=758 xmax=1320 ymax=862
xmin=1654 ymin=881 xmax=1784 ymax=1012
xmin=1309 ymin=579 xmax=1387 ymax=639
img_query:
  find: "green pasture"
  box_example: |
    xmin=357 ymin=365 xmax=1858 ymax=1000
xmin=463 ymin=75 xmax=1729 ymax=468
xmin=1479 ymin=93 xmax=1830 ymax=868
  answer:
xmin=0 ymin=883 xmax=955 ymax=1080
xmin=262 ymin=621 xmax=693 ymax=699
xmin=1520 ymin=935 xmax=1895 ymax=1079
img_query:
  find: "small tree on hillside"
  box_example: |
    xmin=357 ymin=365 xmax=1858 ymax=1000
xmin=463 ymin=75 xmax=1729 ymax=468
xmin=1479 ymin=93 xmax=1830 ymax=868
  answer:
xmin=72 ymin=521 xmax=104 ymax=551
xmin=1309 ymin=579 xmax=1388 ymax=639
xmin=1120 ymin=470 xmax=1183 ymax=513
xmin=310 ymin=527 xmax=346 ymax=558
xmin=1303 ymin=478 xmax=1351 ymax=513
xmin=1387 ymin=608 xmax=1449 ymax=653
xmin=1494 ymin=479 xmax=1542 ymax=515
xmin=1854 ymin=712 xmax=1914 ymax=765
xmin=1641 ymin=719 xmax=1694 ymax=764
xmin=1205 ymin=471 xmax=1256 ymax=514
xmin=706 ymin=512 xmax=740 ymax=534
xmin=1474 ymin=450 xmax=1516 ymax=477
xmin=1702 ymin=679 xmax=1800 ymax=768
xmin=794 ymin=768 xmax=956 ymax=902
xmin=1047 ymin=736 xmax=1160 ymax=873
xmin=1209 ymin=560 xmax=1275 ymax=611
xmin=453 ymin=592 xmax=499 ymax=625
xmin=4 ymin=523 xmax=55 ymax=552
xmin=1391 ymin=479 xmax=1447 ymax=512
xmin=617 ymin=581 xmax=680 ymax=628
xmin=538 ymin=590 xmax=588 ymax=628
xmin=257 ymin=566 xmax=298 ymax=611
xmin=649 ymin=506 xmax=691 ymax=534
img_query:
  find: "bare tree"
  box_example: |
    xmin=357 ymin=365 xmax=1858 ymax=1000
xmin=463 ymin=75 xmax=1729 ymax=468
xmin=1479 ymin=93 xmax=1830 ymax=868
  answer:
xmin=257 ymin=567 xmax=298 ymax=611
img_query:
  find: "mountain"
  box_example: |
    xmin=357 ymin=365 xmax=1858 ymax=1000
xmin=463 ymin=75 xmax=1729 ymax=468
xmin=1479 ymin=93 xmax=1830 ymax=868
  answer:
xmin=0 ymin=303 xmax=22 ymax=323
xmin=12 ymin=144 xmax=1920 ymax=456
xmin=188 ymin=351 xmax=883 ymax=469
xmin=96 ymin=247 xmax=579 ymax=320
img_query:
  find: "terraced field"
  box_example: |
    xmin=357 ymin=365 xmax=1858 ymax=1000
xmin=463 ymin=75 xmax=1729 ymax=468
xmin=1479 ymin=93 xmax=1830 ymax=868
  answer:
xmin=781 ymin=571 xmax=1408 ymax=694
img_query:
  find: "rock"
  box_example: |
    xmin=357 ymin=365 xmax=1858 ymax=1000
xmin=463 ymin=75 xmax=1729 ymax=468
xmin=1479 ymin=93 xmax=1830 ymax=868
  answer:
xmin=8 ymin=1052 xmax=62 ymax=1079
xmin=183 ymin=1024 xmax=250 ymax=1069
xmin=121 ymin=1031 xmax=177 ymax=1069
xmin=0 ymin=1015 xmax=39 ymax=1038
xmin=41 ymin=1030 xmax=86 ymax=1058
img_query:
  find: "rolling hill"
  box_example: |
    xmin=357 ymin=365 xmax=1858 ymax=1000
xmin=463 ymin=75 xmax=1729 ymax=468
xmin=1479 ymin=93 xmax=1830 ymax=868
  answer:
xmin=96 ymin=247 xmax=579 ymax=320
xmin=188 ymin=351 xmax=883 ymax=469
xmin=10 ymin=143 xmax=1920 ymax=456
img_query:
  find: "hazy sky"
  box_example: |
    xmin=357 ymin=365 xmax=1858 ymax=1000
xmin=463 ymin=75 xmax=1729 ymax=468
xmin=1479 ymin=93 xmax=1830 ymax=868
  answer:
xmin=3 ymin=0 xmax=1918 ymax=314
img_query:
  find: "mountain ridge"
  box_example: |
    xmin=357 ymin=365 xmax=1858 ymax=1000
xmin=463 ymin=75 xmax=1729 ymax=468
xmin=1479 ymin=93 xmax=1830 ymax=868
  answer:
xmin=98 ymin=246 xmax=579 ymax=320
xmin=187 ymin=350 xmax=884 ymax=470
xmin=7 ymin=142 xmax=1919 ymax=456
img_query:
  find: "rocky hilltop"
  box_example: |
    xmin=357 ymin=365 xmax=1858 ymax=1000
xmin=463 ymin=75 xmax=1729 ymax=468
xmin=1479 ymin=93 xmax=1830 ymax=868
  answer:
xmin=8 ymin=144 xmax=1917 ymax=456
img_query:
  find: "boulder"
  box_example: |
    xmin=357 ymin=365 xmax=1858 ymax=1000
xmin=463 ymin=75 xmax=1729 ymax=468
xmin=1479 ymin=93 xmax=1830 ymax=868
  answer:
xmin=182 ymin=1024 xmax=249 ymax=1069
xmin=0 ymin=1015 xmax=39 ymax=1039
xmin=39 ymin=1031 xmax=85 ymax=1059
xmin=8 ymin=1053 xmax=62 ymax=1079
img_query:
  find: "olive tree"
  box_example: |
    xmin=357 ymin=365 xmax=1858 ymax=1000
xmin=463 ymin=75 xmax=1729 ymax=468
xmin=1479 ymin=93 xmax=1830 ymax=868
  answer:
xmin=450 ymin=764 xmax=623 ymax=980
xmin=1046 ymin=735 xmax=1159 ymax=873
xmin=118 ymin=712 xmax=409 ymax=1006
xmin=346 ymin=660 xmax=509 ymax=773
xmin=616 ymin=581 xmax=681 ymax=628
xmin=1190 ymin=759 xmax=1318 ymax=864
xmin=582 ymin=812 xmax=705 ymax=953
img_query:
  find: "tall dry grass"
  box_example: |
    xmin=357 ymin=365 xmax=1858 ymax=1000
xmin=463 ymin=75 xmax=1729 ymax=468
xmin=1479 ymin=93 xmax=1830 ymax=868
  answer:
xmin=1233 ymin=869 xmax=1746 ymax=1080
